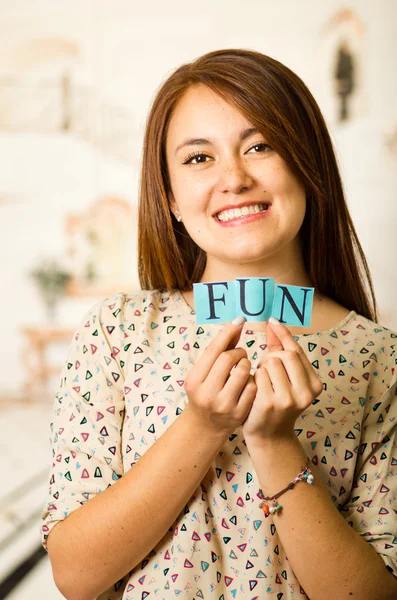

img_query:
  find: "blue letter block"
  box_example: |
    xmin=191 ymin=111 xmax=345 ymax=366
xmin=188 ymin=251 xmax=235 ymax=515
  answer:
xmin=235 ymin=278 xmax=274 ymax=322
xmin=193 ymin=281 xmax=236 ymax=323
xmin=272 ymin=284 xmax=314 ymax=327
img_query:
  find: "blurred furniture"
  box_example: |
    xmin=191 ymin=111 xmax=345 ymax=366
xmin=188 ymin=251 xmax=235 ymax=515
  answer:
xmin=20 ymin=325 xmax=74 ymax=398
xmin=64 ymin=195 xmax=138 ymax=297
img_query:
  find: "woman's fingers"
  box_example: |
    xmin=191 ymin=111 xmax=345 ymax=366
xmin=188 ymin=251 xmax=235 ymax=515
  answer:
xmin=221 ymin=357 xmax=252 ymax=400
xmin=266 ymin=323 xmax=311 ymax=369
xmin=205 ymin=348 xmax=248 ymax=394
xmin=264 ymin=357 xmax=314 ymax=409
xmin=254 ymin=364 xmax=274 ymax=396
xmin=262 ymin=322 xmax=323 ymax=396
xmin=233 ymin=370 xmax=257 ymax=419
xmin=259 ymin=351 xmax=313 ymax=397
xmin=190 ymin=320 xmax=246 ymax=385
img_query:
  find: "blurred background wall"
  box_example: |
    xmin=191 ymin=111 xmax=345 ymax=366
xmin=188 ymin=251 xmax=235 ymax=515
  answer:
xmin=0 ymin=0 xmax=396 ymax=597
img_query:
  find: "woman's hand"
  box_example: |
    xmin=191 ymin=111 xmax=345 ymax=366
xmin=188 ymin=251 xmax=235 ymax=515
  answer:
xmin=183 ymin=319 xmax=257 ymax=439
xmin=242 ymin=318 xmax=323 ymax=445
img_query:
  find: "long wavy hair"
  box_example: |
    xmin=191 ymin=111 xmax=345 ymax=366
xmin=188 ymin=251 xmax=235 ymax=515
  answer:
xmin=138 ymin=48 xmax=378 ymax=322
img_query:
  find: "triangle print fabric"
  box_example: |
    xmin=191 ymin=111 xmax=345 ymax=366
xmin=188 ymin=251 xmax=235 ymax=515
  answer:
xmin=40 ymin=290 xmax=397 ymax=599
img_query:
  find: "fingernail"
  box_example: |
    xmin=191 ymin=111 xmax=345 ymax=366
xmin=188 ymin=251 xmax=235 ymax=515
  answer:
xmin=232 ymin=315 xmax=246 ymax=326
xmin=269 ymin=316 xmax=281 ymax=325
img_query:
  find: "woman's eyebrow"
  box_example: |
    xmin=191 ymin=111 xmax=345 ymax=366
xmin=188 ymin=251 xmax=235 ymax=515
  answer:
xmin=174 ymin=127 xmax=260 ymax=156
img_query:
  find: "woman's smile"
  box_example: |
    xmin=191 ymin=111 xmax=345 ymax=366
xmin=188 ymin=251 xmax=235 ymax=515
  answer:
xmin=214 ymin=203 xmax=271 ymax=227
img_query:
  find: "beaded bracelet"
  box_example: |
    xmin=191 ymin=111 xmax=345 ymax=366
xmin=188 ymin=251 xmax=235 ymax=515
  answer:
xmin=259 ymin=458 xmax=314 ymax=516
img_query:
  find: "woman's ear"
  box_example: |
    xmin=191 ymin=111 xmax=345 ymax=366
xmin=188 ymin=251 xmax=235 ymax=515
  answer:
xmin=169 ymin=193 xmax=182 ymax=222
xmin=168 ymin=190 xmax=177 ymax=218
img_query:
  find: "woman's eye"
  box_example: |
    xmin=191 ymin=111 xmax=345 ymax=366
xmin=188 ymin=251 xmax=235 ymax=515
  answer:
xmin=182 ymin=143 xmax=272 ymax=165
xmin=182 ymin=151 xmax=209 ymax=165
xmin=248 ymin=142 xmax=272 ymax=153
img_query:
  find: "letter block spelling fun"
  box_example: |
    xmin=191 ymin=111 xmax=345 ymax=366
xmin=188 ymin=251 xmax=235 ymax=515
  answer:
xmin=193 ymin=278 xmax=314 ymax=327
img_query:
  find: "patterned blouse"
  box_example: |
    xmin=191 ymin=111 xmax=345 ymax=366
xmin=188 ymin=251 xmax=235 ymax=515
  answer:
xmin=40 ymin=289 xmax=397 ymax=599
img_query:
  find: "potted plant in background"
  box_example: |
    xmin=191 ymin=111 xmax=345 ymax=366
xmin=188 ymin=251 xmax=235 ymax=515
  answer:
xmin=29 ymin=258 xmax=72 ymax=323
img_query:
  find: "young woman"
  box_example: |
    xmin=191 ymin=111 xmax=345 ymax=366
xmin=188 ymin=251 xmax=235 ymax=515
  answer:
xmin=41 ymin=49 xmax=397 ymax=600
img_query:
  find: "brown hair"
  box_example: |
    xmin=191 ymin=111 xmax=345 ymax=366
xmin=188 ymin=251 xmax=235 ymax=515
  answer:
xmin=138 ymin=48 xmax=378 ymax=322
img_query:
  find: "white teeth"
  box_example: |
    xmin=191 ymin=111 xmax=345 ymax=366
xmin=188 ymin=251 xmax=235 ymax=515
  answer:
xmin=216 ymin=203 xmax=268 ymax=222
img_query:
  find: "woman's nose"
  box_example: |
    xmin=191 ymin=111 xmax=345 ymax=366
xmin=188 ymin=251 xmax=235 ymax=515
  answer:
xmin=217 ymin=158 xmax=253 ymax=193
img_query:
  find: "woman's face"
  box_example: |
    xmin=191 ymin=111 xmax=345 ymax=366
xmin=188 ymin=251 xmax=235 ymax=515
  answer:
xmin=165 ymin=84 xmax=307 ymax=273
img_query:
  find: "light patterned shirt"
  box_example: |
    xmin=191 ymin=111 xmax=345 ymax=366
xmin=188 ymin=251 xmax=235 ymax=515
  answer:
xmin=40 ymin=289 xmax=397 ymax=599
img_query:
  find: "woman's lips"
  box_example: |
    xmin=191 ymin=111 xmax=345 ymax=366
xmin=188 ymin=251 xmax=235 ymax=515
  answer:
xmin=215 ymin=205 xmax=271 ymax=227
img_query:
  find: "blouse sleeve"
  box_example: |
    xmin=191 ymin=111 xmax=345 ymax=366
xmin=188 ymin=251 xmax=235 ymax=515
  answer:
xmin=339 ymin=368 xmax=397 ymax=579
xmin=40 ymin=292 xmax=127 ymax=551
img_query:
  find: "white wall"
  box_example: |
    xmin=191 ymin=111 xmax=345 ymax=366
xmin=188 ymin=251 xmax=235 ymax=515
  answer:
xmin=0 ymin=0 xmax=396 ymax=395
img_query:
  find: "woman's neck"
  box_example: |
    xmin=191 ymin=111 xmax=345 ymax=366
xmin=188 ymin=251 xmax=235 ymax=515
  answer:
xmin=199 ymin=270 xmax=314 ymax=290
xmin=200 ymin=244 xmax=313 ymax=290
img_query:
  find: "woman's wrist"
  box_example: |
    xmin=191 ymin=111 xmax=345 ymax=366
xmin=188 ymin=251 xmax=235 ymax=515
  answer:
xmin=244 ymin=429 xmax=297 ymax=451
xmin=246 ymin=434 xmax=309 ymax=495
xmin=181 ymin=403 xmax=233 ymax=445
